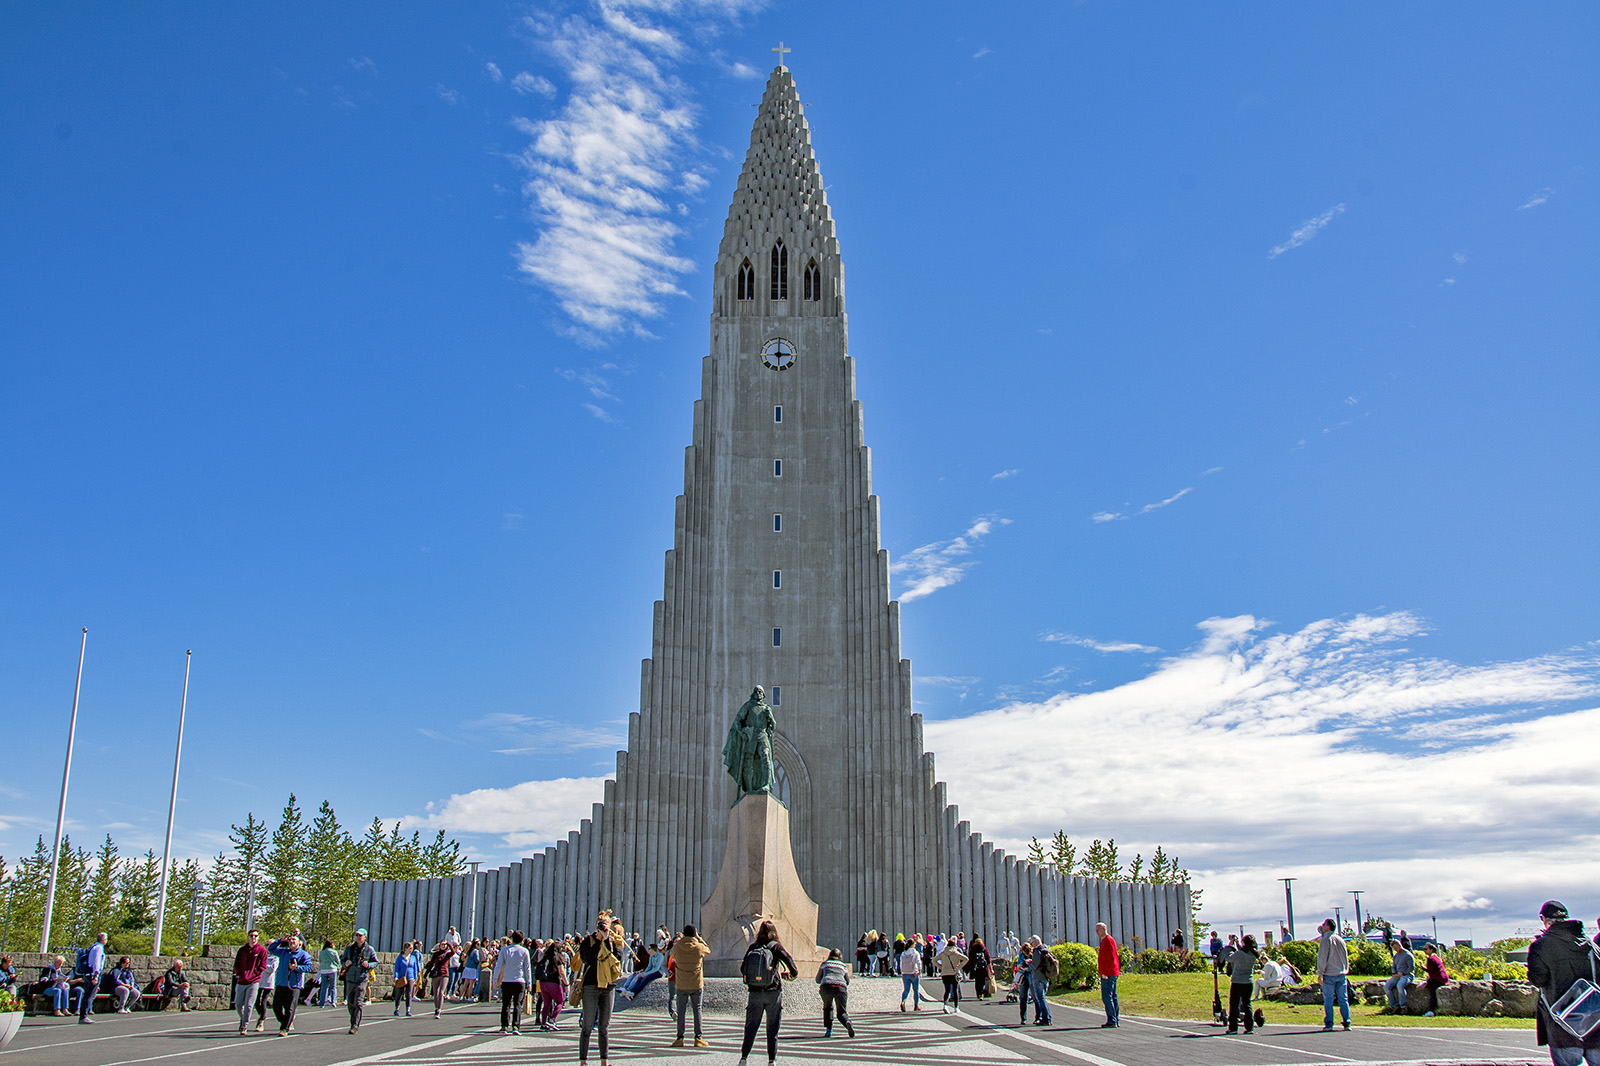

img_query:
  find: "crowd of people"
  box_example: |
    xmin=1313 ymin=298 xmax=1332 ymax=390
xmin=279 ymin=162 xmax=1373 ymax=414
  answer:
xmin=10 ymin=900 xmax=1598 ymax=1066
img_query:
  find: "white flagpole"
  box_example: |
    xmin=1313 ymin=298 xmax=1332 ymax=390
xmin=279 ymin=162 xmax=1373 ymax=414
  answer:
xmin=151 ymin=650 xmax=191 ymax=959
xmin=41 ymin=627 xmax=88 ymax=954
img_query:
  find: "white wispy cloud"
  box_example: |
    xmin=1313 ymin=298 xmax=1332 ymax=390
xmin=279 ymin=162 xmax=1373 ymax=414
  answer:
xmin=501 ymin=510 xmax=526 ymax=531
xmin=926 ymin=611 xmax=1600 ymax=940
xmin=348 ymin=56 xmax=377 ymax=76
xmin=892 ymin=515 xmax=1012 ymax=603
xmin=434 ymin=83 xmax=463 ymax=105
xmin=1268 ymin=202 xmax=1346 ymax=259
xmin=512 ymin=72 xmax=557 ymax=97
xmin=583 ymin=402 xmax=620 ymax=423
xmin=1518 ymin=187 xmax=1553 ymax=210
xmin=973 ymin=47 xmax=994 ymax=59
xmin=406 ymin=777 xmax=609 ymax=851
xmin=485 ymin=62 xmax=504 ymax=83
xmin=466 ymin=712 xmax=625 ymax=755
xmin=1041 ymin=632 xmax=1160 ymax=654
xmin=919 ymin=675 xmax=981 ymax=688
xmin=1201 ymin=466 xmax=1224 ymax=476
xmin=1091 ymin=486 xmax=1193 ymax=523
xmin=510 ymin=1 xmax=763 ymax=338
xmin=991 ymin=468 xmax=1021 ymax=480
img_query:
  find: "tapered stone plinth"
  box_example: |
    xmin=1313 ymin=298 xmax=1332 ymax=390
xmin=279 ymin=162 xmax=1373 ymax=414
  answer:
xmin=701 ymin=793 xmax=829 ymax=976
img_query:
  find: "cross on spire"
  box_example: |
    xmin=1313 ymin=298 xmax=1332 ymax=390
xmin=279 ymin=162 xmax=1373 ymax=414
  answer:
xmin=772 ymin=40 xmax=791 ymax=68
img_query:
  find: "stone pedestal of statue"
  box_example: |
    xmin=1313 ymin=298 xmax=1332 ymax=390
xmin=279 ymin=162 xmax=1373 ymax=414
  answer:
xmin=701 ymin=793 xmax=828 ymax=977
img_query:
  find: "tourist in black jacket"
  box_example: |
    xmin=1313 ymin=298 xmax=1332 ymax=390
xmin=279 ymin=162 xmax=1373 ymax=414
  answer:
xmin=1528 ymin=900 xmax=1600 ymax=1060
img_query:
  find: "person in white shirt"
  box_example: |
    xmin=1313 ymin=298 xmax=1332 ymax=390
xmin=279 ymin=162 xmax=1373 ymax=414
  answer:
xmin=1255 ymin=957 xmax=1287 ymax=1000
xmin=491 ymin=932 xmax=534 ymax=1035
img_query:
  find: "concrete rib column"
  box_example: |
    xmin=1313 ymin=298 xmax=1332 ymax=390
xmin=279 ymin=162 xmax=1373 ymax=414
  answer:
xmin=972 ymin=838 xmax=985 ymax=941
xmin=956 ymin=821 xmax=972 ymax=938
xmin=355 ymin=882 xmax=372 ymax=943
xmin=588 ymin=802 xmax=604 ymax=920
xmin=542 ymin=846 xmax=558 ymax=936
xmin=518 ymin=859 xmax=533 ymax=933
xmin=599 ymin=780 xmax=617 ymax=909
xmin=400 ymin=879 xmax=416 ymax=944
xmin=1178 ymin=883 xmax=1193 ymax=954
xmin=577 ymin=818 xmax=593 ymax=926
xmin=566 ymin=831 xmax=582 ymax=931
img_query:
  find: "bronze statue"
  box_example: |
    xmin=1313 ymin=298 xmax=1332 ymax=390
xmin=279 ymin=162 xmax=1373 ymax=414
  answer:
xmin=722 ymin=685 xmax=777 ymax=797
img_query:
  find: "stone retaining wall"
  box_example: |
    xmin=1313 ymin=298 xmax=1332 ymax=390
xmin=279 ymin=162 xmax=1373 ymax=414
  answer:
xmin=1266 ymin=978 xmax=1538 ymax=1019
xmin=6 ymin=944 xmax=408 ymax=1013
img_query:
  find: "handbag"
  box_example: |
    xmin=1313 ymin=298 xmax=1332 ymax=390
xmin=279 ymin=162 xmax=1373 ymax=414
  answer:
xmin=567 ymin=980 xmax=582 ymax=1007
xmin=1545 ymin=947 xmax=1600 ymax=1042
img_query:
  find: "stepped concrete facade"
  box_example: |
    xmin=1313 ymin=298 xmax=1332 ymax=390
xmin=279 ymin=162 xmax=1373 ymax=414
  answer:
xmin=358 ymin=65 xmax=1190 ymax=956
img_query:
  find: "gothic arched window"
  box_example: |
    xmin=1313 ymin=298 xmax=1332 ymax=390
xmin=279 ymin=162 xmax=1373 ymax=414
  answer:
xmin=737 ymin=258 xmax=755 ymax=301
xmin=803 ymin=258 xmax=821 ymax=301
xmin=770 ymin=241 xmax=788 ymax=300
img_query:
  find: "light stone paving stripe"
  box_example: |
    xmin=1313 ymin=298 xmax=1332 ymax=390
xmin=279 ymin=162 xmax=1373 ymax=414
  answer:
xmin=0 ymin=1015 xmax=221 ymax=1055
xmin=320 ymin=1035 xmax=473 ymax=1066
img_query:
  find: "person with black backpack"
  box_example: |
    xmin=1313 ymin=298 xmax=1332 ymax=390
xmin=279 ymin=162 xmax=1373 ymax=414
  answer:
xmin=1529 ymin=899 xmax=1600 ymax=1065
xmin=738 ymin=919 xmax=799 ymax=1066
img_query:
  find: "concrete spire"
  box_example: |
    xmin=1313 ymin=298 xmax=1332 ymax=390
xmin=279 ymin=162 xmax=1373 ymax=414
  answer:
xmin=716 ymin=67 xmax=840 ymax=315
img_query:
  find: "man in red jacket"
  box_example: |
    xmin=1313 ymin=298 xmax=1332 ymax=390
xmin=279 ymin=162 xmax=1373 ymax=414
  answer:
xmin=233 ymin=930 xmax=269 ymax=1036
xmin=1096 ymin=922 xmax=1120 ymax=1028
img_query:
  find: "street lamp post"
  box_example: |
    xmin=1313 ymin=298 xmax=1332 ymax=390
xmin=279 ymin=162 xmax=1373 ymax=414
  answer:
xmin=1432 ymin=916 xmax=1438 ymax=944
xmin=1351 ymin=891 xmax=1364 ymax=937
xmin=1279 ymin=878 xmax=1297 ymax=941
xmin=1335 ymin=905 xmax=1343 ymax=933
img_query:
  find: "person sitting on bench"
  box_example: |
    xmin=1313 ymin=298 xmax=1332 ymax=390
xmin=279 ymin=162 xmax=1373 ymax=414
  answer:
xmin=159 ymin=960 xmax=192 ymax=1011
xmin=109 ymin=958 xmax=141 ymax=1013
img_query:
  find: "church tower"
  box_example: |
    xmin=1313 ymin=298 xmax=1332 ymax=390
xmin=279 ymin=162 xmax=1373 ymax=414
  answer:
xmin=605 ymin=62 xmax=945 ymax=951
xmin=356 ymin=64 xmax=1191 ymax=961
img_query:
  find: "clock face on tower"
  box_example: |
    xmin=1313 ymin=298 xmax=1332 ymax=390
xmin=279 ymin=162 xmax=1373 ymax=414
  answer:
xmin=760 ymin=337 xmax=797 ymax=371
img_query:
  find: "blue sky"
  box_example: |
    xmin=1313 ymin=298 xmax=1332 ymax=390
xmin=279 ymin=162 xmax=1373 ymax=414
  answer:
xmin=3 ymin=1 xmax=1596 ymax=943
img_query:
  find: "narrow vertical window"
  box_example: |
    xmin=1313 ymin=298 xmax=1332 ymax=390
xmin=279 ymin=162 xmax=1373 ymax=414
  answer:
xmin=737 ymin=258 xmax=755 ymax=301
xmin=771 ymin=685 xmax=781 ymax=706
xmin=770 ymin=240 xmax=788 ymax=300
xmin=773 ymin=513 xmax=782 ymax=532
xmin=803 ymin=259 xmax=821 ymax=301
xmin=772 ymin=627 xmax=782 ymax=648
xmin=773 ymin=459 xmax=783 ymax=477
xmin=773 ymin=405 xmax=783 ymax=423
xmin=772 ymin=570 xmax=782 ymax=589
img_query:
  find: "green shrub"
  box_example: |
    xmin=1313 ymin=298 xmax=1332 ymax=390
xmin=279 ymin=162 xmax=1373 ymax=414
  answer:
xmin=1049 ymin=942 xmax=1098 ymax=991
xmin=1348 ymin=939 xmax=1391 ymax=976
xmin=992 ymin=959 xmax=1014 ymax=983
xmin=1118 ymin=944 xmax=1135 ymax=973
xmin=1279 ymin=939 xmax=1319 ymax=976
xmin=1139 ymin=947 xmax=1190 ymax=973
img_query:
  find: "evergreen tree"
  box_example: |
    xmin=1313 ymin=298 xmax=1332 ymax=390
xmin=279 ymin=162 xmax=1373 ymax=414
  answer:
xmin=85 ymin=834 xmax=120 ymax=937
xmin=1126 ymin=852 xmax=1144 ymax=882
xmin=303 ymin=801 xmax=356 ymax=944
xmin=1027 ymin=836 xmax=1047 ymax=865
xmin=421 ymin=831 xmax=464 ymax=877
xmin=1049 ymin=830 xmax=1077 ymax=875
xmin=358 ymin=818 xmax=387 ymax=880
xmin=1080 ymin=838 xmax=1121 ymax=881
xmin=228 ymin=813 xmax=270 ymax=928
xmin=166 ymin=859 xmax=202 ymax=948
xmin=51 ymin=836 xmax=92 ymax=947
xmin=10 ymin=837 xmax=50 ymax=951
xmin=1145 ymin=846 xmax=1174 ymax=883
xmin=260 ymin=794 xmax=307 ymax=931
xmin=117 ymin=849 xmax=160 ymax=934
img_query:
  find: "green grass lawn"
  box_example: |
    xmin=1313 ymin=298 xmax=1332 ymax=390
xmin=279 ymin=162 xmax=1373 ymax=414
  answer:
xmin=1052 ymin=972 xmax=1535 ymax=1029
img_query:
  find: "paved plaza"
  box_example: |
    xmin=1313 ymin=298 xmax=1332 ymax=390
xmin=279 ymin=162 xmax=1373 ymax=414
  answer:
xmin=0 ymin=993 xmax=1546 ymax=1066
